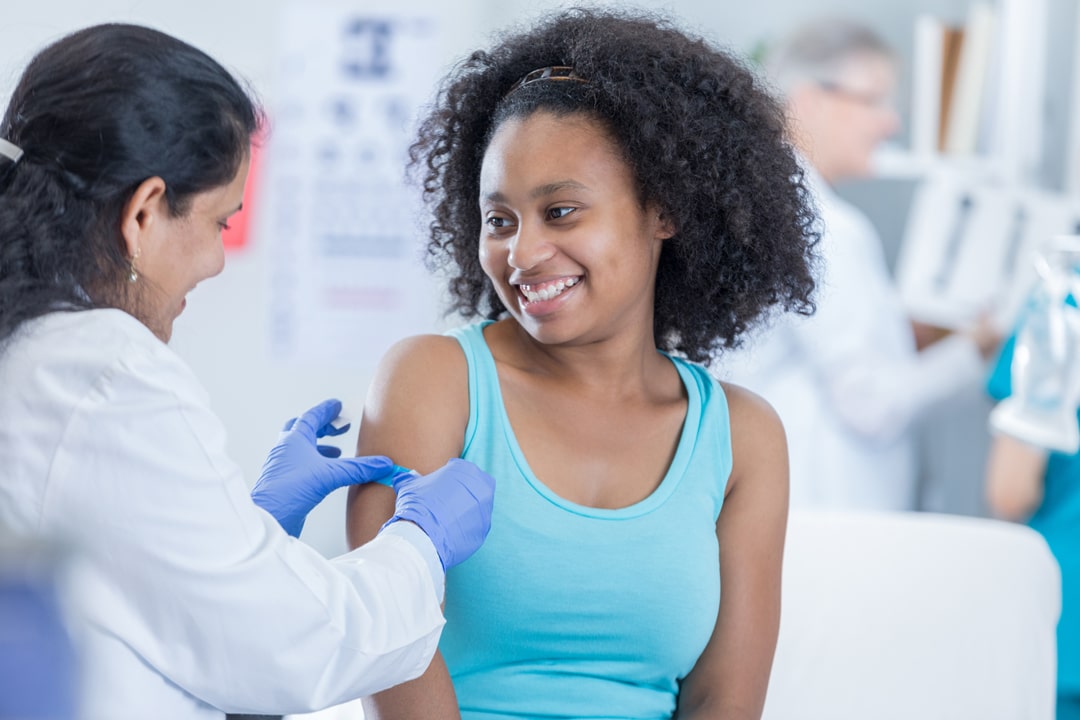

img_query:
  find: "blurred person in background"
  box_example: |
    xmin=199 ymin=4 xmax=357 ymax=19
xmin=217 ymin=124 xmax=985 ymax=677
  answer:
xmin=985 ymin=312 xmax=1080 ymax=719
xmin=715 ymin=18 xmax=998 ymax=510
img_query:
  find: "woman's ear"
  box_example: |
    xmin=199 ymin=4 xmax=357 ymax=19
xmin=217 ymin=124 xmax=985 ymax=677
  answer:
xmin=119 ymin=177 xmax=168 ymax=258
xmin=656 ymin=209 xmax=676 ymax=241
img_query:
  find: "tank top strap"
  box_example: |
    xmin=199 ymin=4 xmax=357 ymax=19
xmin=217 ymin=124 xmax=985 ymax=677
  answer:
xmin=444 ymin=321 xmax=498 ymax=458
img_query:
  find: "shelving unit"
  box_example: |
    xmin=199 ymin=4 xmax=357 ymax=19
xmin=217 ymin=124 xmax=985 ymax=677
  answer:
xmin=886 ymin=0 xmax=1078 ymax=333
xmin=869 ymin=0 xmax=1071 ymax=518
xmin=1066 ymin=4 xmax=1080 ymax=196
xmin=872 ymin=144 xmax=995 ymax=182
xmin=892 ymin=0 xmax=1048 ymax=188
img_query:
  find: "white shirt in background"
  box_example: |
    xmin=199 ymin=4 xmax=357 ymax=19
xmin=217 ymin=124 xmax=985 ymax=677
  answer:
xmin=714 ymin=165 xmax=982 ymax=510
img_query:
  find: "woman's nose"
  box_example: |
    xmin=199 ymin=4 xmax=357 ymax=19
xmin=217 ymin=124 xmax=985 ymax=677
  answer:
xmin=507 ymin=222 xmax=556 ymax=271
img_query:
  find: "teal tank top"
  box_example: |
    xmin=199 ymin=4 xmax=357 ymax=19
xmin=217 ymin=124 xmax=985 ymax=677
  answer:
xmin=440 ymin=322 xmax=733 ymax=719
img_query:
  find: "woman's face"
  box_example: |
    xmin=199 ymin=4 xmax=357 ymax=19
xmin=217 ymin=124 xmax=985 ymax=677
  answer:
xmin=477 ymin=111 xmax=672 ymax=347
xmin=136 ymin=155 xmax=249 ymax=342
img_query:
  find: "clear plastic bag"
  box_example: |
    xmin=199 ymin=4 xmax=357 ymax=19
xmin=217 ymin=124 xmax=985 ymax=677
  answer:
xmin=989 ymin=236 xmax=1080 ymax=453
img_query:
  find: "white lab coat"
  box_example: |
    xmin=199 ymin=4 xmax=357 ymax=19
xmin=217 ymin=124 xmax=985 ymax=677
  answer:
xmin=715 ymin=164 xmax=983 ymax=510
xmin=0 ymin=308 xmax=445 ymax=719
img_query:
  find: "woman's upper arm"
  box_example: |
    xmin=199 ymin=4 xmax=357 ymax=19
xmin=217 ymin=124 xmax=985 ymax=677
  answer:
xmin=677 ymin=382 xmax=789 ymax=720
xmin=346 ymin=334 xmax=469 ymax=719
xmin=347 ymin=333 xmax=469 ymax=548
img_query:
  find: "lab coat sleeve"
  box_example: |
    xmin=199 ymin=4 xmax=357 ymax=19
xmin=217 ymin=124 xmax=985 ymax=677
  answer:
xmin=792 ymin=212 xmax=984 ymax=443
xmin=44 ymin=341 xmax=445 ymax=714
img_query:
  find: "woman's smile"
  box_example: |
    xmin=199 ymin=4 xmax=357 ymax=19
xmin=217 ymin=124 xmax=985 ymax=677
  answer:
xmin=516 ymin=276 xmax=582 ymax=312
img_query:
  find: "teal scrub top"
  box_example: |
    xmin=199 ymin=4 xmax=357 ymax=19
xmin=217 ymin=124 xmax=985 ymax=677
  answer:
xmin=988 ymin=317 xmax=1080 ymax=695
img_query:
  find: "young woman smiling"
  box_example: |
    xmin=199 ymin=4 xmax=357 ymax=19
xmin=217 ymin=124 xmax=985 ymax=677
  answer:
xmin=347 ymin=8 xmax=818 ymax=719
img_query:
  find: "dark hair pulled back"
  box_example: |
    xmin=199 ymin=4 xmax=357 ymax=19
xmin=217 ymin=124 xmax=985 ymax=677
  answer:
xmin=0 ymin=23 xmax=261 ymax=346
xmin=411 ymin=7 xmax=818 ymax=363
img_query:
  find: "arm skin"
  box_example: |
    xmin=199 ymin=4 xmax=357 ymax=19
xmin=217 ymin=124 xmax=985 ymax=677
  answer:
xmin=346 ymin=335 xmax=469 ymax=720
xmin=984 ymin=433 xmax=1047 ymax=522
xmin=675 ymin=383 xmax=790 ymax=720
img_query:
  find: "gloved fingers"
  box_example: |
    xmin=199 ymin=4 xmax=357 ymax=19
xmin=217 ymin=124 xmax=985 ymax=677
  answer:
xmin=460 ymin=470 xmax=495 ymax=508
xmin=385 ymin=458 xmax=496 ymax=571
xmin=446 ymin=461 xmax=495 ymax=539
xmin=450 ymin=461 xmax=495 ymax=528
xmin=319 ymin=421 xmax=350 ymax=438
xmin=444 ymin=457 xmax=477 ymax=474
xmin=327 ymin=455 xmax=397 ymax=488
xmin=391 ymin=465 xmax=418 ymax=488
xmin=318 ymin=444 xmax=343 ymax=459
xmin=281 ymin=417 xmax=298 ymax=432
xmin=292 ymin=399 xmax=344 ymax=442
xmin=443 ymin=458 xmax=496 ymax=500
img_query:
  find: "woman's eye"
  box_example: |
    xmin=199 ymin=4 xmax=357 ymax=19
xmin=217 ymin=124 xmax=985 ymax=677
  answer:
xmin=486 ymin=216 xmax=512 ymax=229
xmin=547 ymin=207 xmax=575 ymax=220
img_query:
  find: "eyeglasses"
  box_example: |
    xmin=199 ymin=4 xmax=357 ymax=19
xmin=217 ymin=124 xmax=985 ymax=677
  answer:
xmin=818 ymin=81 xmax=895 ymax=111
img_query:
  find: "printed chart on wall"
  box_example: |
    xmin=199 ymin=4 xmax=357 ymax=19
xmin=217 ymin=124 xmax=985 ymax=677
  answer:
xmin=265 ymin=0 xmax=444 ymax=366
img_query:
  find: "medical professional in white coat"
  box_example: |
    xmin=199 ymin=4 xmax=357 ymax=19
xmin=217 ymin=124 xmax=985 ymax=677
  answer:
xmin=716 ymin=20 xmax=997 ymax=510
xmin=0 ymin=24 xmax=494 ymax=719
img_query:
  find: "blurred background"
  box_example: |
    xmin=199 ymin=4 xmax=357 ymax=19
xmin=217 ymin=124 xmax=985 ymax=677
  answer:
xmin=1 ymin=0 xmax=1077 ymax=557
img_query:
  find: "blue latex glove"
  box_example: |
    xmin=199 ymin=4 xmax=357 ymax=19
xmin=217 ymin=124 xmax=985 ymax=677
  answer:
xmin=252 ymin=399 xmax=396 ymax=537
xmin=383 ymin=458 xmax=495 ymax=570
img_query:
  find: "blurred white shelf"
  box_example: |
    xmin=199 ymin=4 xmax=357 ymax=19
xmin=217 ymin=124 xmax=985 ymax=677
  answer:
xmin=872 ymin=145 xmax=1001 ymax=182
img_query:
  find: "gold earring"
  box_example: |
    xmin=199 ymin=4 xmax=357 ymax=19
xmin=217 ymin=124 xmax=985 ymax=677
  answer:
xmin=129 ymin=248 xmax=141 ymax=283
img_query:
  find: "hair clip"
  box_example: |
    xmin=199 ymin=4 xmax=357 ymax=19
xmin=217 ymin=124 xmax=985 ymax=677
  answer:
xmin=0 ymin=138 xmax=23 ymax=164
xmin=505 ymin=66 xmax=588 ymax=97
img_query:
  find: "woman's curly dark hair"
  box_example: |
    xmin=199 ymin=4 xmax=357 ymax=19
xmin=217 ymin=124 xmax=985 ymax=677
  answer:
xmin=411 ymin=7 xmax=818 ymax=363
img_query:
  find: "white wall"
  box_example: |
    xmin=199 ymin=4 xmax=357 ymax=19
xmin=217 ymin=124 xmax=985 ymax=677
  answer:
xmin=0 ymin=0 xmax=986 ymax=556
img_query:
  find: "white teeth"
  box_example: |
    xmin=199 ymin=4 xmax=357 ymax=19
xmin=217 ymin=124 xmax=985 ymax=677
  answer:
xmin=521 ymin=277 xmax=579 ymax=303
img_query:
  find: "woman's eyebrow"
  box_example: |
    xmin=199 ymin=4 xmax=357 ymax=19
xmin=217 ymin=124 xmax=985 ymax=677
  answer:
xmin=482 ymin=180 xmax=589 ymax=205
xmin=529 ymin=180 xmax=588 ymax=199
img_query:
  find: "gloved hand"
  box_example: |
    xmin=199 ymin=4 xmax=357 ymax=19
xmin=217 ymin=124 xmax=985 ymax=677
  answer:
xmin=252 ymin=399 xmax=396 ymax=537
xmin=383 ymin=458 xmax=495 ymax=571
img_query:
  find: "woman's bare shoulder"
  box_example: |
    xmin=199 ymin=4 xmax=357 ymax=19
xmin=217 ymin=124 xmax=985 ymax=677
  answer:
xmin=368 ymin=334 xmax=467 ymax=400
xmin=719 ymin=381 xmax=788 ymax=494
xmin=719 ymin=381 xmax=783 ymax=434
xmin=358 ymin=333 xmax=470 ymax=471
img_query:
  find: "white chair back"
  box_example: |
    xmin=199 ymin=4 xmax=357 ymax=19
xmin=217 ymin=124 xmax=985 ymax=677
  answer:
xmin=763 ymin=510 xmax=1061 ymax=720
